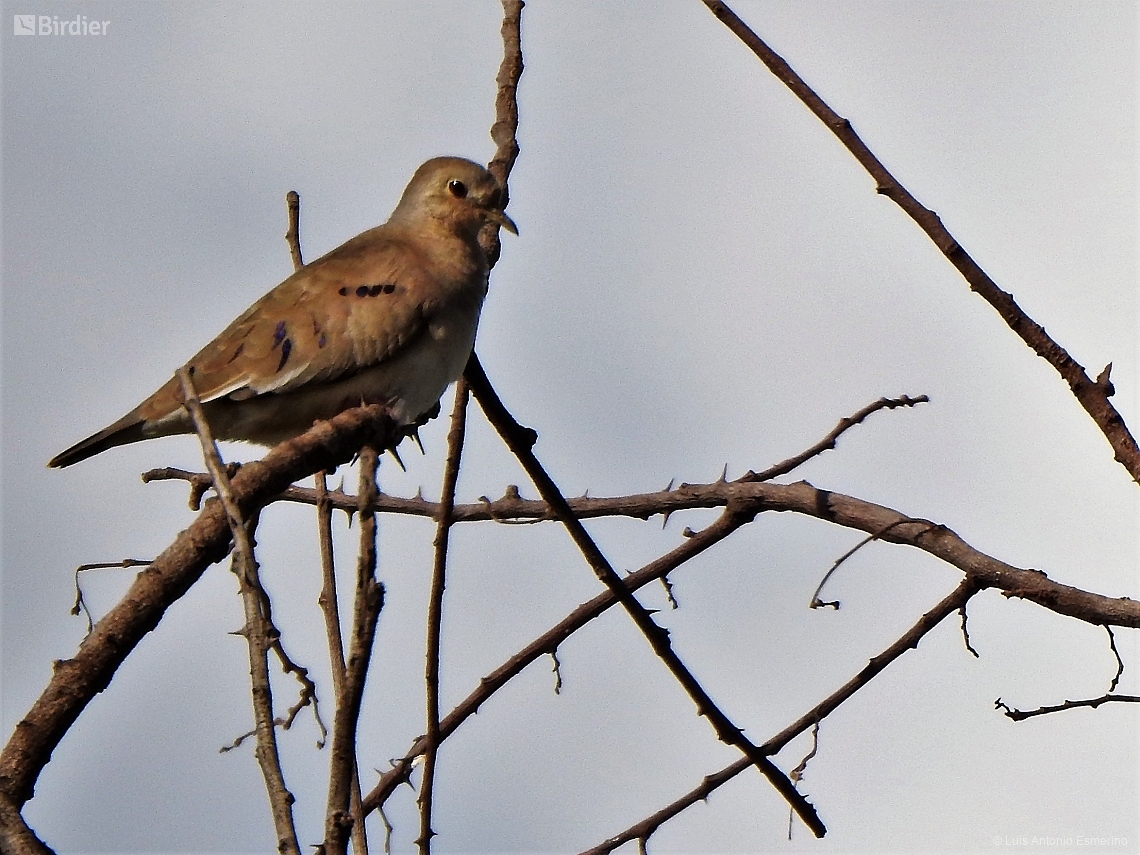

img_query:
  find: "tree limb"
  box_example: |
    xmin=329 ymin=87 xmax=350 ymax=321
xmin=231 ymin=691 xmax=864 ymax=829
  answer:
xmin=0 ymin=404 xmax=399 ymax=811
xmin=465 ymin=353 xmax=828 ymax=837
xmin=699 ymin=0 xmax=1140 ymax=484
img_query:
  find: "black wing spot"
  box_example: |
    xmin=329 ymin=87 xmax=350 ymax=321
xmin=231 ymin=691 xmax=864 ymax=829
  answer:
xmin=338 ymin=286 xmax=348 ymax=296
xmin=272 ymin=321 xmax=287 ymax=347
xmin=317 ymin=332 xmax=327 ymax=348
xmin=226 ymin=342 xmax=245 ymax=364
xmin=351 ymin=283 xmax=397 ymax=297
xmin=275 ymin=338 xmax=292 ymax=372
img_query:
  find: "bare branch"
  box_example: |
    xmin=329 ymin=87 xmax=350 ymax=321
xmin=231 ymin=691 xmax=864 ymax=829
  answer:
xmin=1 ymin=402 xmax=399 ymax=811
xmin=996 ymin=694 xmax=1140 ymax=721
xmin=809 ymin=520 xmax=936 ymax=610
xmin=787 ymin=723 xmax=821 ymax=841
xmin=71 ymin=559 xmax=153 ymax=633
xmin=583 ymin=578 xmax=980 ymax=854
xmin=479 ymin=0 xmax=524 ymax=270
xmin=177 ymin=367 xmax=301 ymax=855
xmin=745 ymin=395 xmax=928 ymax=482
xmin=285 ymin=189 xmax=304 ymax=269
xmin=465 ymin=353 xmax=827 ymax=838
xmin=1105 ymin=625 xmax=1125 ymax=694
xmin=146 ymin=465 xmax=1140 ymax=630
xmin=362 ymin=505 xmax=757 ymax=814
xmin=0 ymin=789 xmax=55 ymax=855
xmin=324 ymin=448 xmax=385 ymax=855
xmin=488 ymin=0 xmax=524 ymax=190
xmin=960 ymin=601 xmax=979 ymax=658
xmin=418 ymin=382 xmax=470 ymax=853
xmin=699 ymin=0 xmax=1140 ymax=484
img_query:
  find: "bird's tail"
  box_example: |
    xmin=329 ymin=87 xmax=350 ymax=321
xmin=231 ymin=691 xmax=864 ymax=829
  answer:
xmin=48 ymin=415 xmax=148 ymax=468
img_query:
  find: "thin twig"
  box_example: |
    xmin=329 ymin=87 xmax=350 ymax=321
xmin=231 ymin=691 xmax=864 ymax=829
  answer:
xmin=995 ymin=694 xmax=1140 ymax=721
xmin=176 ymin=367 xmax=301 ymax=855
xmin=2 ymin=402 xmax=399 ymax=813
xmin=489 ymin=0 xmax=524 ymax=192
xmin=288 ymin=182 xmax=370 ymax=855
xmin=362 ymin=505 xmax=756 ymax=814
xmin=581 ymin=577 xmax=979 ymax=854
xmin=324 ymin=448 xmax=385 ymax=855
xmin=71 ymin=559 xmax=153 ymax=633
xmin=315 ymin=471 xmax=346 ymax=716
xmin=809 ymin=520 xmax=938 ymax=610
xmin=465 ymin=353 xmax=827 ymax=837
xmin=417 ymin=382 xmax=470 ymax=854
xmin=285 ymin=189 xmax=304 ymax=271
xmin=742 ymin=395 xmax=929 ymax=483
xmin=700 ymin=0 xmax=1140 ymax=483
xmin=316 ymin=472 xmax=369 ymax=855
xmin=787 ymin=723 xmax=821 ymax=840
xmin=1105 ymin=625 xmax=1124 ymax=693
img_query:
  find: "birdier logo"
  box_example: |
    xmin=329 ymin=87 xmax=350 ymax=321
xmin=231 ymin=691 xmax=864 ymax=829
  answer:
xmin=13 ymin=14 xmax=110 ymax=35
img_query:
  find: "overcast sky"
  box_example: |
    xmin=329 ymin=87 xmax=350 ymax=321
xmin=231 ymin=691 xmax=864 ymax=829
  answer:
xmin=2 ymin=2 xmax=1137 ymax=853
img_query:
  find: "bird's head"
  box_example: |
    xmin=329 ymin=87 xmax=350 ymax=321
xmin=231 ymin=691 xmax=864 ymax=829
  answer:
xmin=393 ymin=156 xmax=518 ymax=241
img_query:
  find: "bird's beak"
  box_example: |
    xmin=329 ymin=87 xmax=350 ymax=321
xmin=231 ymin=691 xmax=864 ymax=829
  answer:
xmin=487 ymin=208 xmax=519 ymax=235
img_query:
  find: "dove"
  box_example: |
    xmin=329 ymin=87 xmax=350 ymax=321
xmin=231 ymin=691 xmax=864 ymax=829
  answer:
xmin=48 ymin=156 xmax=516 ymax=469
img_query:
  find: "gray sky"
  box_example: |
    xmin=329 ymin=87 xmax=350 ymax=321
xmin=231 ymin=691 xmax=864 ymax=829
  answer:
xmin=2 ymin=2 xmax=1137 ymax=853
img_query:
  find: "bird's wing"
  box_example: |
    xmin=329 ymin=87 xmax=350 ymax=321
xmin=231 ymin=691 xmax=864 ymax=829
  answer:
xmin=136 ymin=227 xmax=450 ymax=423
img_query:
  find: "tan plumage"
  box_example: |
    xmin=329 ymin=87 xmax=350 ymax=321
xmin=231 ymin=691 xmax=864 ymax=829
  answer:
xmin=48 ymin=156 xmax=516 ymax=468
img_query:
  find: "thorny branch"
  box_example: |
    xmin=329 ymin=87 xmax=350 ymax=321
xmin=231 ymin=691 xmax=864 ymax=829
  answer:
xmin=700 ymin=0 xmax=1140 ymax=484
xmin=995 ymin=695 xmax=1140 ymax=721
xmin=148 ymin=464 xmax=1140 ymax=632
xmin=5 ymin=6 xmax=1136 ymax=854
xmin=0 ymin=402 xmax=400 ymax=821
xmin=418 ymin=5 xmax=525 ymax=851
xmin=464 ymin=354 xmax=828 ymax=837
xmin=323 ymin=448 xmax=385 ymax=855
xmin=418 ymin=384 xmax=470 ymax=854
xmin=289 ymin=180 xmax=371 ymax=855
xmin=581 ymin=577 xmax=982 ymax=855
xmin=994 ymin=624 xmax=1136 ymax=722
xmin=177 ymin=367 xmax=301 ymax=855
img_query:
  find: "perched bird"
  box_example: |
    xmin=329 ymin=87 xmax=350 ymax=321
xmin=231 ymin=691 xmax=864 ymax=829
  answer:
xmin=48 ymin=156 xmax=516 ymax=469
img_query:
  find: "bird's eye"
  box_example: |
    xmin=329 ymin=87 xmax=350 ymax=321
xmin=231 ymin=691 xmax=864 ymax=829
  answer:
xmin=448 ymin=180 xmax=468 ymax=198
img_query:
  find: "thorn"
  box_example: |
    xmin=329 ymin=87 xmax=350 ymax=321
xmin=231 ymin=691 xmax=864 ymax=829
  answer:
xmin=665 ymin=477 xmax=675 ymax=492
xmin=1096 ymin=362 xmax=1115 ymax=396
xmin=387 ymin=445 xmax=406 ymax=471
xmin=682 ymin=527 xmax=695 ymax=538
xmin=411 ymin=426 xmax=426 ymax=455
xmin=718 ymin=463 xmax=728 ymax=483
xmin=415 ymin=486 xmax=424 ymax=501
xmin=661 ymin=508 xmax=674 ymax=529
